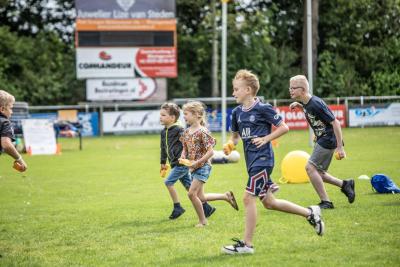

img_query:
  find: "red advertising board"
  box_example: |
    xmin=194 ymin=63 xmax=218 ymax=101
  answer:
xmin=135 ymin=48 xmax=177 ymax=77
xmin=275 ymin=105 xmax=346 ymax=130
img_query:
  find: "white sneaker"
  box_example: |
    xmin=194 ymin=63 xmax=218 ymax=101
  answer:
xmin=222 ymin=238 xmax=254 ymax=255
xmin=307 ymin=205 xmax=325 ymax=236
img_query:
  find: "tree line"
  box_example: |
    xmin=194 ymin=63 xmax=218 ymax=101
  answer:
xmin=0 ymin=0 xmax=399 ymax=105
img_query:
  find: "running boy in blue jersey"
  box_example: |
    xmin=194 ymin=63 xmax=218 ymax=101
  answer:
xmin=222 ymin=70 xmax=324 ymax=255
xmin=289 ymin=75 xmax=355 ymax=209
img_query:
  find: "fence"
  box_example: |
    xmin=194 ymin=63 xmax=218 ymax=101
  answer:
xmin=23 ymin=95 xmax=400 ymax=136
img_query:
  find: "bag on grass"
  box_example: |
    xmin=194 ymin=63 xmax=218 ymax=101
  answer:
xmin=371 ymin=174 xmax=400 ymax=194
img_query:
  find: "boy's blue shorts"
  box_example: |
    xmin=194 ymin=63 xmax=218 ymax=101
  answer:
xmin=191 ymin=164 xmax=212 ymax=183
xmin=246 ymin=166 xmax=274 ymax=198
xmin=164 ymin=165 xmax=192 ymax=189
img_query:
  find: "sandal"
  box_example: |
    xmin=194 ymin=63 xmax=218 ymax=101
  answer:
xmin=227 ymin=191 xmax=239 ymax=211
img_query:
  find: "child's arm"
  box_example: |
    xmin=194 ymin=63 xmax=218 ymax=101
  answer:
xmin=252 ymin=122 xmax=289 ymax=148
xmin=160 ymin=134 xmax=167 ymax=170
xmin=1 ymin=136 xmax=27 ymax=171
xmin=331 ymin=119 xmax=346 ymax=159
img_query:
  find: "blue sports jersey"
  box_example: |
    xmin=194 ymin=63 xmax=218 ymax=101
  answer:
xmin=231 ymin=98 xmax=283 ymax=171
xmin=302 ymin=96 xmax=337 ymax=149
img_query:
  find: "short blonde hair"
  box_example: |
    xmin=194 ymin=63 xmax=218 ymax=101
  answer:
xmin=161 ymin=102 xmax=180 ymax=122
xmin=233 ymin=69 xmax=260 ymax=96
xmin=182 ymin=101 xmax=207 ymax=126
xmin=0 ymin=90 xmax=15 ymax=108
xmin=290 ymin=75 xmax=309 ymax=91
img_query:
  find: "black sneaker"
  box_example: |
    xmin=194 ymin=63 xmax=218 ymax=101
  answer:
xmin=318 ymin=200 xmax=334 ymax=209
xmin=203 ymin=203 xmax=216 ymax=218
xmin=341 ymin=179 xmax=355 ymax=203
xmin=169 ymin=207 xmax=185 ymax=219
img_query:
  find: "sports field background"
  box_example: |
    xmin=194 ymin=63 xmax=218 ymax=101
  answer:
xmin=0 ymin=127 xmax=399 ymax=266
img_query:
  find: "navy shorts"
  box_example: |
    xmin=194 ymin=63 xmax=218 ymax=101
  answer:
xmin=246 ymin=166 xmax=274 ymax=198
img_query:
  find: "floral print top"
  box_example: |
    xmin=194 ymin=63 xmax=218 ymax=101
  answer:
xmin=180 ymin=127 xmax=216 ymax=168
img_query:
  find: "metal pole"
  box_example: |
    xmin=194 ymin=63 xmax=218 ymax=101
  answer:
xmin=221 ymin=0 xmax=228 ymax=145
xmin=307 ymin=0 xmax=314 ymax=147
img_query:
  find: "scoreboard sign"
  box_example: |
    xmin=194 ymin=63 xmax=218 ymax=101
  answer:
xmin=75 ymin=0 xmax=175 ymax=19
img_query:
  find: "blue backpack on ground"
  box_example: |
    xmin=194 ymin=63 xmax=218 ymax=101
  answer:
xmin=371 ymin=174 xmax=400 ymax=194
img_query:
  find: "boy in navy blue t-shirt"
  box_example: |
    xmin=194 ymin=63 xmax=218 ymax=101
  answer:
xmin=289 ymin=75 xmax=355 ymax=209
xmin=222 ymin=70 xmax=324 ymax=255
xmin=0 ymin=90 xmax=27 ymax=171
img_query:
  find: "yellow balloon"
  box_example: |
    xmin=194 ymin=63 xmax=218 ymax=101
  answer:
xmin=279 ymin=150 xmax=310 ymax=184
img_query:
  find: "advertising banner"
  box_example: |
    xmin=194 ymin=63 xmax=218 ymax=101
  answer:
xmin=76 ymin=48 xmax=177 ymax=78
xmin=275 ymin=105 xmax=347 ymax=130
xmin=76 ymin=18 xmax=176 ymax=31
xmin=86 ymin=78 xmax=156 ymax=101
xmin=103 ymin=110 xmax=162 ymax=133
xmin=75 ymin=0 xmax=176 ymax=19
xmin=22 ymin=119 xmax=57 ymax=155
xmin=349 ymin=103 xmax=400 ymax=127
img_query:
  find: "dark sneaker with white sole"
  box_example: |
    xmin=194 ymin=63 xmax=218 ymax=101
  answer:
xmin=169 ymin=207 xmax=185 ymax=219
xmin=341 ymin=179 xmax=355 ymax=203
xmin=318 ymin=200 xmax=334 ymax=209
xmin=307 ymin=205 xmax=325 ymax=236
xmin=203 ymin=202 xmax=216 ymax=218
xmin=222 ymin=238 xmax=254 ymax=255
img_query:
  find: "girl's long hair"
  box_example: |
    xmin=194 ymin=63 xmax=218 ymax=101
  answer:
xmin=182 ymin=101 xmax=207 ymax=126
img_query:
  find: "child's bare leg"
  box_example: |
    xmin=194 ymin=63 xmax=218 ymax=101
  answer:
xmin=188 ymin=180 xmax=207 ymax=225
xmin=261 ymin=190 xmax=310 ymax=217
xmin=306 ymin=163 xmax=330 ymax=201
xmin=166 ymin=185 xmax=179 ymax=203
xmin=319 ymin=171 xmax=343 ymax=187
xmin=243 ymin=192 xmax=257 ymax=246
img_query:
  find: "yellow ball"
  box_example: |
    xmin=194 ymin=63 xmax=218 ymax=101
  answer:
xmin=279 ymin=150 xmax=310 ymax=184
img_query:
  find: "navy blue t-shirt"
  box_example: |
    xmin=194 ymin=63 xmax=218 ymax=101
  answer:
xmin=302 ymin=96 xmax=337 ymax=149
xmin=231 ymin=98 xmax=283 ymax=172
xmin=0 ymin=113 xmax=15 ymax=151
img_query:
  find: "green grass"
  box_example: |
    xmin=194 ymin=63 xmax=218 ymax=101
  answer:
xmin=1 ymin=127 xmax=399 ymax=266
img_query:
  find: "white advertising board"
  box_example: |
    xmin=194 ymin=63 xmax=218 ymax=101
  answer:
xmin=103 ymin=110 xmax=163 ymax=133
xmin=86 ymin=78 xmax=156 ymax=101
xmin=349 ymin=103 xmax=400 ymax=127
xmin=76 ymin=48 xmax=136 ymax=78
xmin=22 ymin=119 xmax=57 ymax=155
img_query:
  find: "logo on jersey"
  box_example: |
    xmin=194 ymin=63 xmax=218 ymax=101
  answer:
xmin=242 ymin=127 xmax=251 ymax=138
xmin=249 ymin=115 xmax=255 ymax=122
xmin=274 ymin=114 xmax=280 ymax=120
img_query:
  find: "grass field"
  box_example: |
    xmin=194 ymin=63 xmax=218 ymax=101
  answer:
xmin=1 ymin=127 xmax=399 ymax=266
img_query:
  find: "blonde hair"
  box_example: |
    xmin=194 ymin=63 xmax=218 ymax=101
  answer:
xmin=0 ymin=90 xmax=15 ymax=108
xmin=182 ymin=101 xmax=207 ymax=126
xmin=290 ymin=75 xmax=309 ymax=92
xmin=233 ymin=69 xmax=260 ymax=96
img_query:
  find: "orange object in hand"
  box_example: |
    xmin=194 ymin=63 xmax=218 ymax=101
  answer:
xmin=179 ymin=158 xmax=192 ymax=167
xmin=223 ymin=141 xmax=235 ymax=155
xmin=160 ymin=164 xmax=170 ymax=178
xmin=335 ymin=152 xmax=345 ymax=160
xmin=13 ymin=161 xmax=25 ymax=172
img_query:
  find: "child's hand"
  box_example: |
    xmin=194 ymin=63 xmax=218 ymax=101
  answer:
xmin=160 ymin=164 xmax=170 ymax=178
xmin=335 ymin=147 xmax=346 ymax=160
xmin=251 ymin=136 xmax=269 ymax=148
xmin=223 ymin=140 xmax=235 ymax=155
xmin=13 ymin=158 xmax=27 ymax=172
xmin=289 ymin=102 xmax=302 ymax=110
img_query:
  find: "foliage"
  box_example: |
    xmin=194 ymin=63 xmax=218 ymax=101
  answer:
xmin=0 ymin=0 xmax=399 ymax=104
